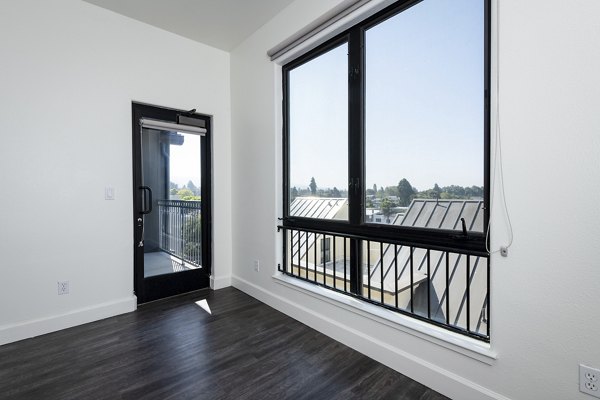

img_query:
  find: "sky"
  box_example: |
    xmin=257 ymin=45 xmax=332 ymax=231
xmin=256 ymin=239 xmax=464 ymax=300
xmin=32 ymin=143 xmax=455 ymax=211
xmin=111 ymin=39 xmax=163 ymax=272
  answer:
xmin=170 ymin=132 xmax=201 ymax=188
xmin=289 ymin=0 xmax=485 ymax=192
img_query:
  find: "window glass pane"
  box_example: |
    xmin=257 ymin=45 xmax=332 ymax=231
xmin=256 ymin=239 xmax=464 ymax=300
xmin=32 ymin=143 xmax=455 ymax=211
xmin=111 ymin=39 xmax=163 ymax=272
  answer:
xmin=365 ymin=0 xmax=485 ymax=232
xmin=288 ymin=43 xmax=348 ymax=220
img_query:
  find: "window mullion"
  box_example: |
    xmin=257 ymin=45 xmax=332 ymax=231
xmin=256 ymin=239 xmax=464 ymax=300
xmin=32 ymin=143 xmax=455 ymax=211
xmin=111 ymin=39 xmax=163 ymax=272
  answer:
xmin=347 ymin=26 xmax=365 ymax=226
xmin=483 ymin=0 xmax=492 ymax=240
xmin=348 ymin=26 xmax=365 ymax=294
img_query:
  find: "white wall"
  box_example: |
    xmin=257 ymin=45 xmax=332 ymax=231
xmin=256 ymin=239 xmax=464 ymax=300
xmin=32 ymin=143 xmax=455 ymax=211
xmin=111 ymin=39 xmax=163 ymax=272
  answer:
xmin=0 ymin=0 xmax=232 ymax=344
xmin=230 ymin=0 xmax=600 ymax=399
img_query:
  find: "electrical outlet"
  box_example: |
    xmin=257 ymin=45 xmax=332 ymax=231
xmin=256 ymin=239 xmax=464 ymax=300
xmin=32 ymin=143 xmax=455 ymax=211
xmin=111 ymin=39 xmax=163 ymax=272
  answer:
xmin=57 ymin=281 xmax=69 ymax=295
xmin=580 ymin=365 xmax=600 ymax=397
xmin=500 ymin=246 xmax=508 ymax=257
xmin=254 ymin=260 xmax=260 ymax=272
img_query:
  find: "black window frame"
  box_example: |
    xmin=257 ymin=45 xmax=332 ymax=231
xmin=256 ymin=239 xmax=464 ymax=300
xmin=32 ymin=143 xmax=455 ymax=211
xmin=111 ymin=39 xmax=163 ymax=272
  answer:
xmin=282 ymin=0 xmax=491 ymax=256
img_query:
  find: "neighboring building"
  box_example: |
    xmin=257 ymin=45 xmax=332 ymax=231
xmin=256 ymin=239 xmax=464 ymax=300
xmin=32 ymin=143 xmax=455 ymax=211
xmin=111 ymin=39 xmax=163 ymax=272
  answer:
xmin=368 ymin=199 xmax=487 ymax=334
xmin=289 ymin=197 xmax=347 ymax=220
xmin=288 ymin=198 xmax=348 ymax=282
xmin=289 ymin=197 xmax=487 ymax=335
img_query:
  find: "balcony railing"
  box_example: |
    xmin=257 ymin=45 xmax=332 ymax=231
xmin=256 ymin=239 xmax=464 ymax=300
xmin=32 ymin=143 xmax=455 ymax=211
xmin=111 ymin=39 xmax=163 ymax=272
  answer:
xmin=279 ymin=226 xmax=490 ymax=341
xmin=158 ymin=200 xmax=202 ymax=267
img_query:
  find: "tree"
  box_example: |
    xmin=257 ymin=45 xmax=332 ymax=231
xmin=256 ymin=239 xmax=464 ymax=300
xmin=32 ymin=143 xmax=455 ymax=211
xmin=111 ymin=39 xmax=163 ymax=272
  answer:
xmin=384 ymin=185 xmax=399 ymax=197
xmin=309 ymin=177 xmax=317 ymax=196
xmin=177 ymin=188 xmax=194 ymax=198
xmin=176 ymin=188 xmax=200 ymax=201
xmin=381 ymin=198 xmax=395 ymax=223
xmin=432 ymin=183 xmax=441 ymax=199
xmin=332 ymin=187 xmax=341 ymax=197
xmin=413 ymin=184 xmax=484 ymax=200
xmin=397 ymin=178 xmax=416 ymax=206
xmin=291 ymin=186 xmax=299 ymax=201
xmin=444 ymin=185 xmax=465 ymax=197
xmin=187 ymin=180 xmax=199 ymax=195
xmin=373 ymin=184 xmax=377 ymax=193
xmin=465 ymin=185 xmax=484 ymax=198
xmin=183 ymin=214 xmax=202 ymax=264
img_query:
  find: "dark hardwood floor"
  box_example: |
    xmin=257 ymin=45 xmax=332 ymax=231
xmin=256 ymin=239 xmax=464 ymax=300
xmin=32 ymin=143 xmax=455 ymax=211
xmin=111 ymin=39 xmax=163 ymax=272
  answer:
xmin=0 ymin=287 xmax=449 ymax=400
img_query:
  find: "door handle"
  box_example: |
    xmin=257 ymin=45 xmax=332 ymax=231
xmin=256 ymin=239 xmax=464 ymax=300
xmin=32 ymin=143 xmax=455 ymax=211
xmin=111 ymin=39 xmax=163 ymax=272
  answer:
xmin=139 ymin=186 xmax=153 ymax=215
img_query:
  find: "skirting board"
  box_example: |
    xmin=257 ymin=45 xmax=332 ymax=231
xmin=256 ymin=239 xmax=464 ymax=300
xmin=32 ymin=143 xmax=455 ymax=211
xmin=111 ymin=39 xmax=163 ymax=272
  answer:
xmin=232 ymin=275 xmax=509 ymax=400
xmin=0 ymin=296 xmax=137 ymax=346
xmin=210 ymin=275 xmax=232 ymax=290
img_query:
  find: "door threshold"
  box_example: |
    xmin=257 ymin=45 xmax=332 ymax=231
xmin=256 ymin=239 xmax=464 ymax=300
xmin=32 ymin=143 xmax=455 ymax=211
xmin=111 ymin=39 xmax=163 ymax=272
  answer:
xmin=138 ymin=287 xmax=212 ymax=307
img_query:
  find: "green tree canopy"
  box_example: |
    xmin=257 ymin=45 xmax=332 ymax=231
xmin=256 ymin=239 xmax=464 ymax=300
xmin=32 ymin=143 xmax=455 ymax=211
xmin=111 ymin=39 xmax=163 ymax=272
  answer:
xmin=176 ymin=188 xmax=200 ymax=201
xmin=397 ymin=178 xmax=416 ymax=206
xmin=186 ymin=180 xmax=200 ymax=195
xmin=309 ymin=177 xmax=317 ymax=196
xmin=183 ymin=214 xmax=202 ymax=264
xmin=381 ymin=197 xmax=396 ymax=223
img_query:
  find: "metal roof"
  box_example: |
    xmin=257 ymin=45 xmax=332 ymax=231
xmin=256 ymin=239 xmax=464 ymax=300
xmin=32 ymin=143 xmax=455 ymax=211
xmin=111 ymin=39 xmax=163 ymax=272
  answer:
xmin=370 ymin=199 xmax=487 ymax=332
xmin=289 ymin=197 xmax=347 ymax=261
xmin=290 ymin=197 xmax=347 ymax=219
xmin=395 ymin=199 xmax=484 ymax=232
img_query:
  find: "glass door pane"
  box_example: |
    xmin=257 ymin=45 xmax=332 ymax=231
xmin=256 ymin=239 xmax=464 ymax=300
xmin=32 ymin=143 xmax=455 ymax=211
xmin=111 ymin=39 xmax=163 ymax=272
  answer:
xmin=141 ymin=128 xmax=203 ymax=277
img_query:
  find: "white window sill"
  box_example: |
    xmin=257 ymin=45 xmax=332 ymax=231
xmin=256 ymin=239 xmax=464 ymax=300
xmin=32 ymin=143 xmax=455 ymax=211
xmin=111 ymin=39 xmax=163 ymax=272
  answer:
xmin=272 ymin=272 xmax=497 ymax=365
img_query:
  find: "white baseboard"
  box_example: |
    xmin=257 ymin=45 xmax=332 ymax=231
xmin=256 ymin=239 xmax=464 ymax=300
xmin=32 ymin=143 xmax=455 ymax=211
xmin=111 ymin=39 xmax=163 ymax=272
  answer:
xmin=0 ymin=296 xmax=137 ymax=346
xmin=210 ymin=275 xmax=232 ymax=290
xmin=231 ymin=275 xmax=509 ymax=400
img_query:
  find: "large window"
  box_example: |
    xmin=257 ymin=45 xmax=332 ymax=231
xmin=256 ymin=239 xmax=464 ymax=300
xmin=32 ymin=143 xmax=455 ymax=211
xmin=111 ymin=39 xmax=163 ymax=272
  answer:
xmin=281 ymin=0 xmax=490 ymax=341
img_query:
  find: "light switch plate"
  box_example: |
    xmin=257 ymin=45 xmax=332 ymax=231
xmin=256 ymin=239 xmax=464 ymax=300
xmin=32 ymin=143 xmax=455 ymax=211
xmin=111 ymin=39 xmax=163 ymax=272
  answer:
xmin=105 ymin=186 xmax=115 ymax=200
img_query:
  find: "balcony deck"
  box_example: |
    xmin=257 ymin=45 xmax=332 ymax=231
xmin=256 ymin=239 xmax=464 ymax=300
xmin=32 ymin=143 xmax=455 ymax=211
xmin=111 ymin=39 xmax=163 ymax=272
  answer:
xmin=144 ymin=251 xmax=200 ymax=277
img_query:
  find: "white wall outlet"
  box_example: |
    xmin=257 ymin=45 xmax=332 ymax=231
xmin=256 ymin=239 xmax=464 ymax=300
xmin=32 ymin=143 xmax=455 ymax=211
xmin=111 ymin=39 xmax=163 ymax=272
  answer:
xmin=57 ymin=281 xmax=69 ymax=295
xmin=580 ymin=364 xmax=600 ymax=397
xmin=254 ymin=260 xmax=260 ymax=272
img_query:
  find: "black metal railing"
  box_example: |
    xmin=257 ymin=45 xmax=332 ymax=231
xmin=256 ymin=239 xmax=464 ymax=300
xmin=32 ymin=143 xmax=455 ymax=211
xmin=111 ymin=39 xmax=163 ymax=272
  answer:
xmin=279 ymin=226 xmax=490 ymax=341
xmin=158 ymin=200 xmax=202 ymax=267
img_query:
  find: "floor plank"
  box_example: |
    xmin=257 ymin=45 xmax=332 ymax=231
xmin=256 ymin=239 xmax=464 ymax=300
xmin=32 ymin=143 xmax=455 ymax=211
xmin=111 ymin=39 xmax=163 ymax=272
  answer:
xmin=0 ymin=287 xmax=449 ymax=400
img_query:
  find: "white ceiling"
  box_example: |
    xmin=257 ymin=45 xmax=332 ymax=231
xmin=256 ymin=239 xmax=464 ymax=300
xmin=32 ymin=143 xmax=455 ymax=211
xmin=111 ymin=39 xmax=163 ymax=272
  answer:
xmin=82 ymin=0 xmax=296 ymax=51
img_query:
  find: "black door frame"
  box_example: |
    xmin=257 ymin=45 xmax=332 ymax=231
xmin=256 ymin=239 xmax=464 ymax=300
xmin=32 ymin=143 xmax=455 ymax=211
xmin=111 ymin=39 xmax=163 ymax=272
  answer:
xmin=132 ymin=102 xmax=212 ymax=303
